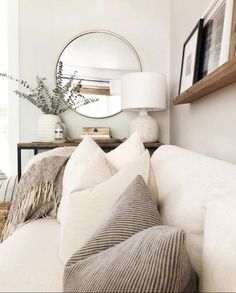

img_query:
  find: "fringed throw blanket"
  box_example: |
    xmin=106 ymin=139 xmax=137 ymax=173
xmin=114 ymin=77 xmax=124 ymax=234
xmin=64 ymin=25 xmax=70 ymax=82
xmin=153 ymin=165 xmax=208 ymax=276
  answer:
xmin=2 ymin=155 xmax=70 ymax=241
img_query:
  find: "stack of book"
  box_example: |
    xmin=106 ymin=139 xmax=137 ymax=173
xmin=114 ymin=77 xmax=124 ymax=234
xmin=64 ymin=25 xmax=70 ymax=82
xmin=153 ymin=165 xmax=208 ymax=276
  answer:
xmin=81 ymin=127 xmax=111 ymax=140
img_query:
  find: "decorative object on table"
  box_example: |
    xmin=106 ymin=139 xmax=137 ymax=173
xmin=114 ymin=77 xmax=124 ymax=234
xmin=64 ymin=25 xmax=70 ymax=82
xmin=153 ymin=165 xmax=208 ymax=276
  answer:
xmin=0 ymin=202 xmax=11 ymax=242
xmin=179 ymin=19 xmax=204 ymax=94
xmin=199 ymin=0 xmax=234 ymax=79
xmin=55 ymin=121 xmax=66 ymax=141
xmin=121 ymin=72 xmax=166 ymax=142
xmin=38 ymin=114 xmax=61 ymax=142
xmin=0 ymin=62 xmax=97 ymax=142
xmin=81 ymin=127 xmax=111 ymax=139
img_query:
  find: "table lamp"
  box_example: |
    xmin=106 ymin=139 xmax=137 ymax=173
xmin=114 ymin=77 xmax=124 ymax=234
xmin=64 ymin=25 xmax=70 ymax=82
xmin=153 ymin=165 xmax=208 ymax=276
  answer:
xmin=121 ymin=72 xmax=166 ymax=142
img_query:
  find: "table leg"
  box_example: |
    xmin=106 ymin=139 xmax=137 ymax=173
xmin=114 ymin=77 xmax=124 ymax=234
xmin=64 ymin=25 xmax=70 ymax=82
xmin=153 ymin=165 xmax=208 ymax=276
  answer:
xmin=17 ymin=147 xmax=22 ymax=181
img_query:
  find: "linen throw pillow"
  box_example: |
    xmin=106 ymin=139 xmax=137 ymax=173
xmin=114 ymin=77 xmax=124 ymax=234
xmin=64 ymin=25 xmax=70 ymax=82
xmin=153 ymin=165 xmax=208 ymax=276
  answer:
xmin=57 ymin=139 xmax=111 ymax=222
xmin=59 ymin=150 xmax=151 ymax=263
xmin=58 ymin=132 xmax=158 ymax=223
xmin=58 ymin=132 xmax=145 ymax=222
xmin=64 ymin=227 xmax=197 ymax=293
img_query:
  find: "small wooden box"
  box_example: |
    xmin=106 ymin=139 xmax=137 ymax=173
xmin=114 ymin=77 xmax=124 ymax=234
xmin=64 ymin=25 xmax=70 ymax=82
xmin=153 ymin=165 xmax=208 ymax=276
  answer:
xmin=81 ymin=127 xmax=111 ymax=139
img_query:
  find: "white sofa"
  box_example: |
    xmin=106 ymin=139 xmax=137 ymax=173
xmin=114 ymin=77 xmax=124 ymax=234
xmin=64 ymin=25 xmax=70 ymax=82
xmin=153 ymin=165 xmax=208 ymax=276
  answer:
xmin=0 ymin=145 xmax=236 ymax=292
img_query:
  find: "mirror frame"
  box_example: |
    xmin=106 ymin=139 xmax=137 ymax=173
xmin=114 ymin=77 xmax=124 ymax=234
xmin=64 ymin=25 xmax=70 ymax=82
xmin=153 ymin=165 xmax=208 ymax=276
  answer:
xmin=55 ymin=30 xmax=142 ymax=119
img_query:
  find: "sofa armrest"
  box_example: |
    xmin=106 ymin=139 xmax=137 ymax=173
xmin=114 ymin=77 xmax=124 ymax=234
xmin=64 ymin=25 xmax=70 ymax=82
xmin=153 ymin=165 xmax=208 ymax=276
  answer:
xmin=201 ymin=196 xmax=236 ymax=292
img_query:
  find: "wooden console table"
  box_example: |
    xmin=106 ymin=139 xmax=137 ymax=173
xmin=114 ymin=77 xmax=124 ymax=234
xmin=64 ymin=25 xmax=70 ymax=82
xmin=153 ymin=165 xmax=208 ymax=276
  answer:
xmin=17 ymin=140 xmax=163 ymax=180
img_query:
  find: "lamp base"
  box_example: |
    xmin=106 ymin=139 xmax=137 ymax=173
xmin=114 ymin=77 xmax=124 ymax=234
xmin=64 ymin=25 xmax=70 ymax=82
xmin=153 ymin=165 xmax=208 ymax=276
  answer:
xmin=129 ymin=109 xmax=159 ymax=142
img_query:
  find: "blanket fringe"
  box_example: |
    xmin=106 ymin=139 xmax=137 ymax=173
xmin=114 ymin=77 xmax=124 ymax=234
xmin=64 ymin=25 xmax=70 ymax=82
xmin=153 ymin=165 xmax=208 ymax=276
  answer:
xmin=2 ymin=181 xmax=56 ymax=241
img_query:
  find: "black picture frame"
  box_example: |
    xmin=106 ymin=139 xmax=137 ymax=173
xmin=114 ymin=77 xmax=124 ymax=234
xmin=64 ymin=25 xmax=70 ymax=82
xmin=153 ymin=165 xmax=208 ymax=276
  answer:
xmin=198 ymin=2 xmax=226 ymax=79
xmin=178 ymin=19 xmax=204 ymax=94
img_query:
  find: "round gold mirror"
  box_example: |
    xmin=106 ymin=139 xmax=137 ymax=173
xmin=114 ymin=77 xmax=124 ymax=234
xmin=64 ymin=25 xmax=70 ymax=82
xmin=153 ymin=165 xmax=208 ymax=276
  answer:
xmin=56 ymin=30 xmax=142 ymax=118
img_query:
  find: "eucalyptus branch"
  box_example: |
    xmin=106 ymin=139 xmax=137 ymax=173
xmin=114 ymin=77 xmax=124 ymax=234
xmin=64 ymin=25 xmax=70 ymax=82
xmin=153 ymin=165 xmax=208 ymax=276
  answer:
xmin=0 ymin=61 xmax=98 ymax=115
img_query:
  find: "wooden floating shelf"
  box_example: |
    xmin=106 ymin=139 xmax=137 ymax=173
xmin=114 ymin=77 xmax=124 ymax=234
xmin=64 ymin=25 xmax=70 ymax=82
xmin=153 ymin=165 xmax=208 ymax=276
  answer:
xmin=173 ymin=56 xmax=236 ymax=105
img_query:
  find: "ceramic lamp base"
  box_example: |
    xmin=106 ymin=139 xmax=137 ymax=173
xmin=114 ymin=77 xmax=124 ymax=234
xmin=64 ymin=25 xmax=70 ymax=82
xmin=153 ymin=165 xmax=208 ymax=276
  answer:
xmin=129 ymin=109 xmax=159 ymax=142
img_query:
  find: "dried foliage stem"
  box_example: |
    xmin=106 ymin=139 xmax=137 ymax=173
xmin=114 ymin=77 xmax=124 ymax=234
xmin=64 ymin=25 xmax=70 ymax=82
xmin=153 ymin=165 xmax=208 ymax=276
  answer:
xmin=0 ymin=61 xmax=98 ymax=115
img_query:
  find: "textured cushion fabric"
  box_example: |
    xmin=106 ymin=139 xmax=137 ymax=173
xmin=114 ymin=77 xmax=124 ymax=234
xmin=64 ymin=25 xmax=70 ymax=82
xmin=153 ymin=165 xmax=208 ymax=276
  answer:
xmin=151 ymin=145 xmax=236 ymax=275
xmin=0 ymin=219 xmax=64 ymax=292
xmin=66 ymin=175 xmax=161 ymax=264
xmin=0 ymin=176 xmax=18 ymax=203
xmin=59 ymin=150 xmax=151 ymax=263
xmin=64 ymin=226 xmax=197 ymax=293
xmin=201 ymin=196 xmax=236 ymax=292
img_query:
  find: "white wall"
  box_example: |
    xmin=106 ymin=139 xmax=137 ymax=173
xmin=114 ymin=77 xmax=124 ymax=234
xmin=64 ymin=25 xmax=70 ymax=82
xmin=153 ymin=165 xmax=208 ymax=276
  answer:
xmin=170 ymin=0 xmax=236 ymax=164
xmin=18 ymin=0 xmax=170 ymax=147
xmin=8 ymin=0 xmax=19 ymax=176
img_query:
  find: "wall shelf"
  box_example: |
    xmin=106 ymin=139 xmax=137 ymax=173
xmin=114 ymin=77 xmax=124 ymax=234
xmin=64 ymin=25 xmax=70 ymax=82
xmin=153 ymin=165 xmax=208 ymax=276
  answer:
xmin=173 ymin=56 xmax=236 ymax=105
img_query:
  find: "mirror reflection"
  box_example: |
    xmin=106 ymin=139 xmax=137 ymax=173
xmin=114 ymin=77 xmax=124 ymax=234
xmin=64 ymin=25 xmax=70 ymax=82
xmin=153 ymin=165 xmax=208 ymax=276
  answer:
xmin=56 ymin=31 xmax=142 ymax=118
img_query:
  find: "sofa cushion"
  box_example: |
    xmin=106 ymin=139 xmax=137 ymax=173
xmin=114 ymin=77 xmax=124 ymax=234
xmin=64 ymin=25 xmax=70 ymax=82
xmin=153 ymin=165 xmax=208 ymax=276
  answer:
xmin=64 ymin=226 xmax=197 ymax=293
xmin=0 ymin=219 xmax=64 ymax=292
xmin=151 ymin=145 xmax=236 ymax=276
xmin=201 ymin=196 xmax=236 ymax=292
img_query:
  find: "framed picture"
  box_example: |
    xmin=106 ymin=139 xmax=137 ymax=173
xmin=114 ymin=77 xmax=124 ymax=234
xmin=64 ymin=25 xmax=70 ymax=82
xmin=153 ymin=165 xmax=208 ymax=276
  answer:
xmin=199 ymin=0 xmax=234 ymax=79
xmin=179 ymin=19 xmax=204 ymax=94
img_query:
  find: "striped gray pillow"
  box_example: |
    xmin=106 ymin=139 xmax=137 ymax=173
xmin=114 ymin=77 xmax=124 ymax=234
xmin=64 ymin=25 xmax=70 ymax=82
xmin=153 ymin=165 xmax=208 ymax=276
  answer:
xmin=64 ymin=176 xmax=197 ymax=292
xmin=66 ymin=175 xmax=161 ymax=265
xmin=65 ymin=226 xmax=197 ymax=293
xmin=0 ymin=176 xmax=18 ymax=203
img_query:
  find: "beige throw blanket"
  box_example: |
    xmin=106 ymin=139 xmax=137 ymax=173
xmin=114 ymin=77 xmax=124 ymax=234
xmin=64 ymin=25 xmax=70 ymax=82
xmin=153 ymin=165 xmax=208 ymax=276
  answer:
xmin=2 ymin=155 xmax=70 ymax=241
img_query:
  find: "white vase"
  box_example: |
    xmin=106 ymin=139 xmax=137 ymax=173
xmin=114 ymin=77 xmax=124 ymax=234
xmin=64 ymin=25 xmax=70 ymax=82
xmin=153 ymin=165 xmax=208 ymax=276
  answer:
xmin=38 ymin=114 xmax=61 ymax=142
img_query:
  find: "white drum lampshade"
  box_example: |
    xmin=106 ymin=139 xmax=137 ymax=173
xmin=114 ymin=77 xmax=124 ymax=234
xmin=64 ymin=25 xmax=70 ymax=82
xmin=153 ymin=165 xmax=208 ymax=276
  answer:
xmin=121 ymin=72 xmax=166 ymax=142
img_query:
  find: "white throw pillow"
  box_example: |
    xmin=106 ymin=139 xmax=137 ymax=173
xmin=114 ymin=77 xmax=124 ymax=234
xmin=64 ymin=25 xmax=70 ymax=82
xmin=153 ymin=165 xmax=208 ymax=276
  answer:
xmin=62 ymin=136 xmax=104 ymax=195
xmin=57 ymin=137 xmax=103 ymax=222
xmin=58 ymin=132 xmax=147 ymax=222
xmin=106 ymin=131 xmax=145 ymax=170
xmin=59 ymin=150 xmax=151 ymax=264
xmin=57 ymin=147 xmax=112 ymax=222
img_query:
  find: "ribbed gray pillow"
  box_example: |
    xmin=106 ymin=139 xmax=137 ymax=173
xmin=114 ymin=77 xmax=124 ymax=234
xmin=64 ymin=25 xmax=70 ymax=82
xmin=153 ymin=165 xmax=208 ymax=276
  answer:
xmin=64 ymin=175 xmax=197 ymax=292
xmin=65 ymin=226 xmax=197 ymax=293
xmin=66 ymin=175 xmax=161 ymax=265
